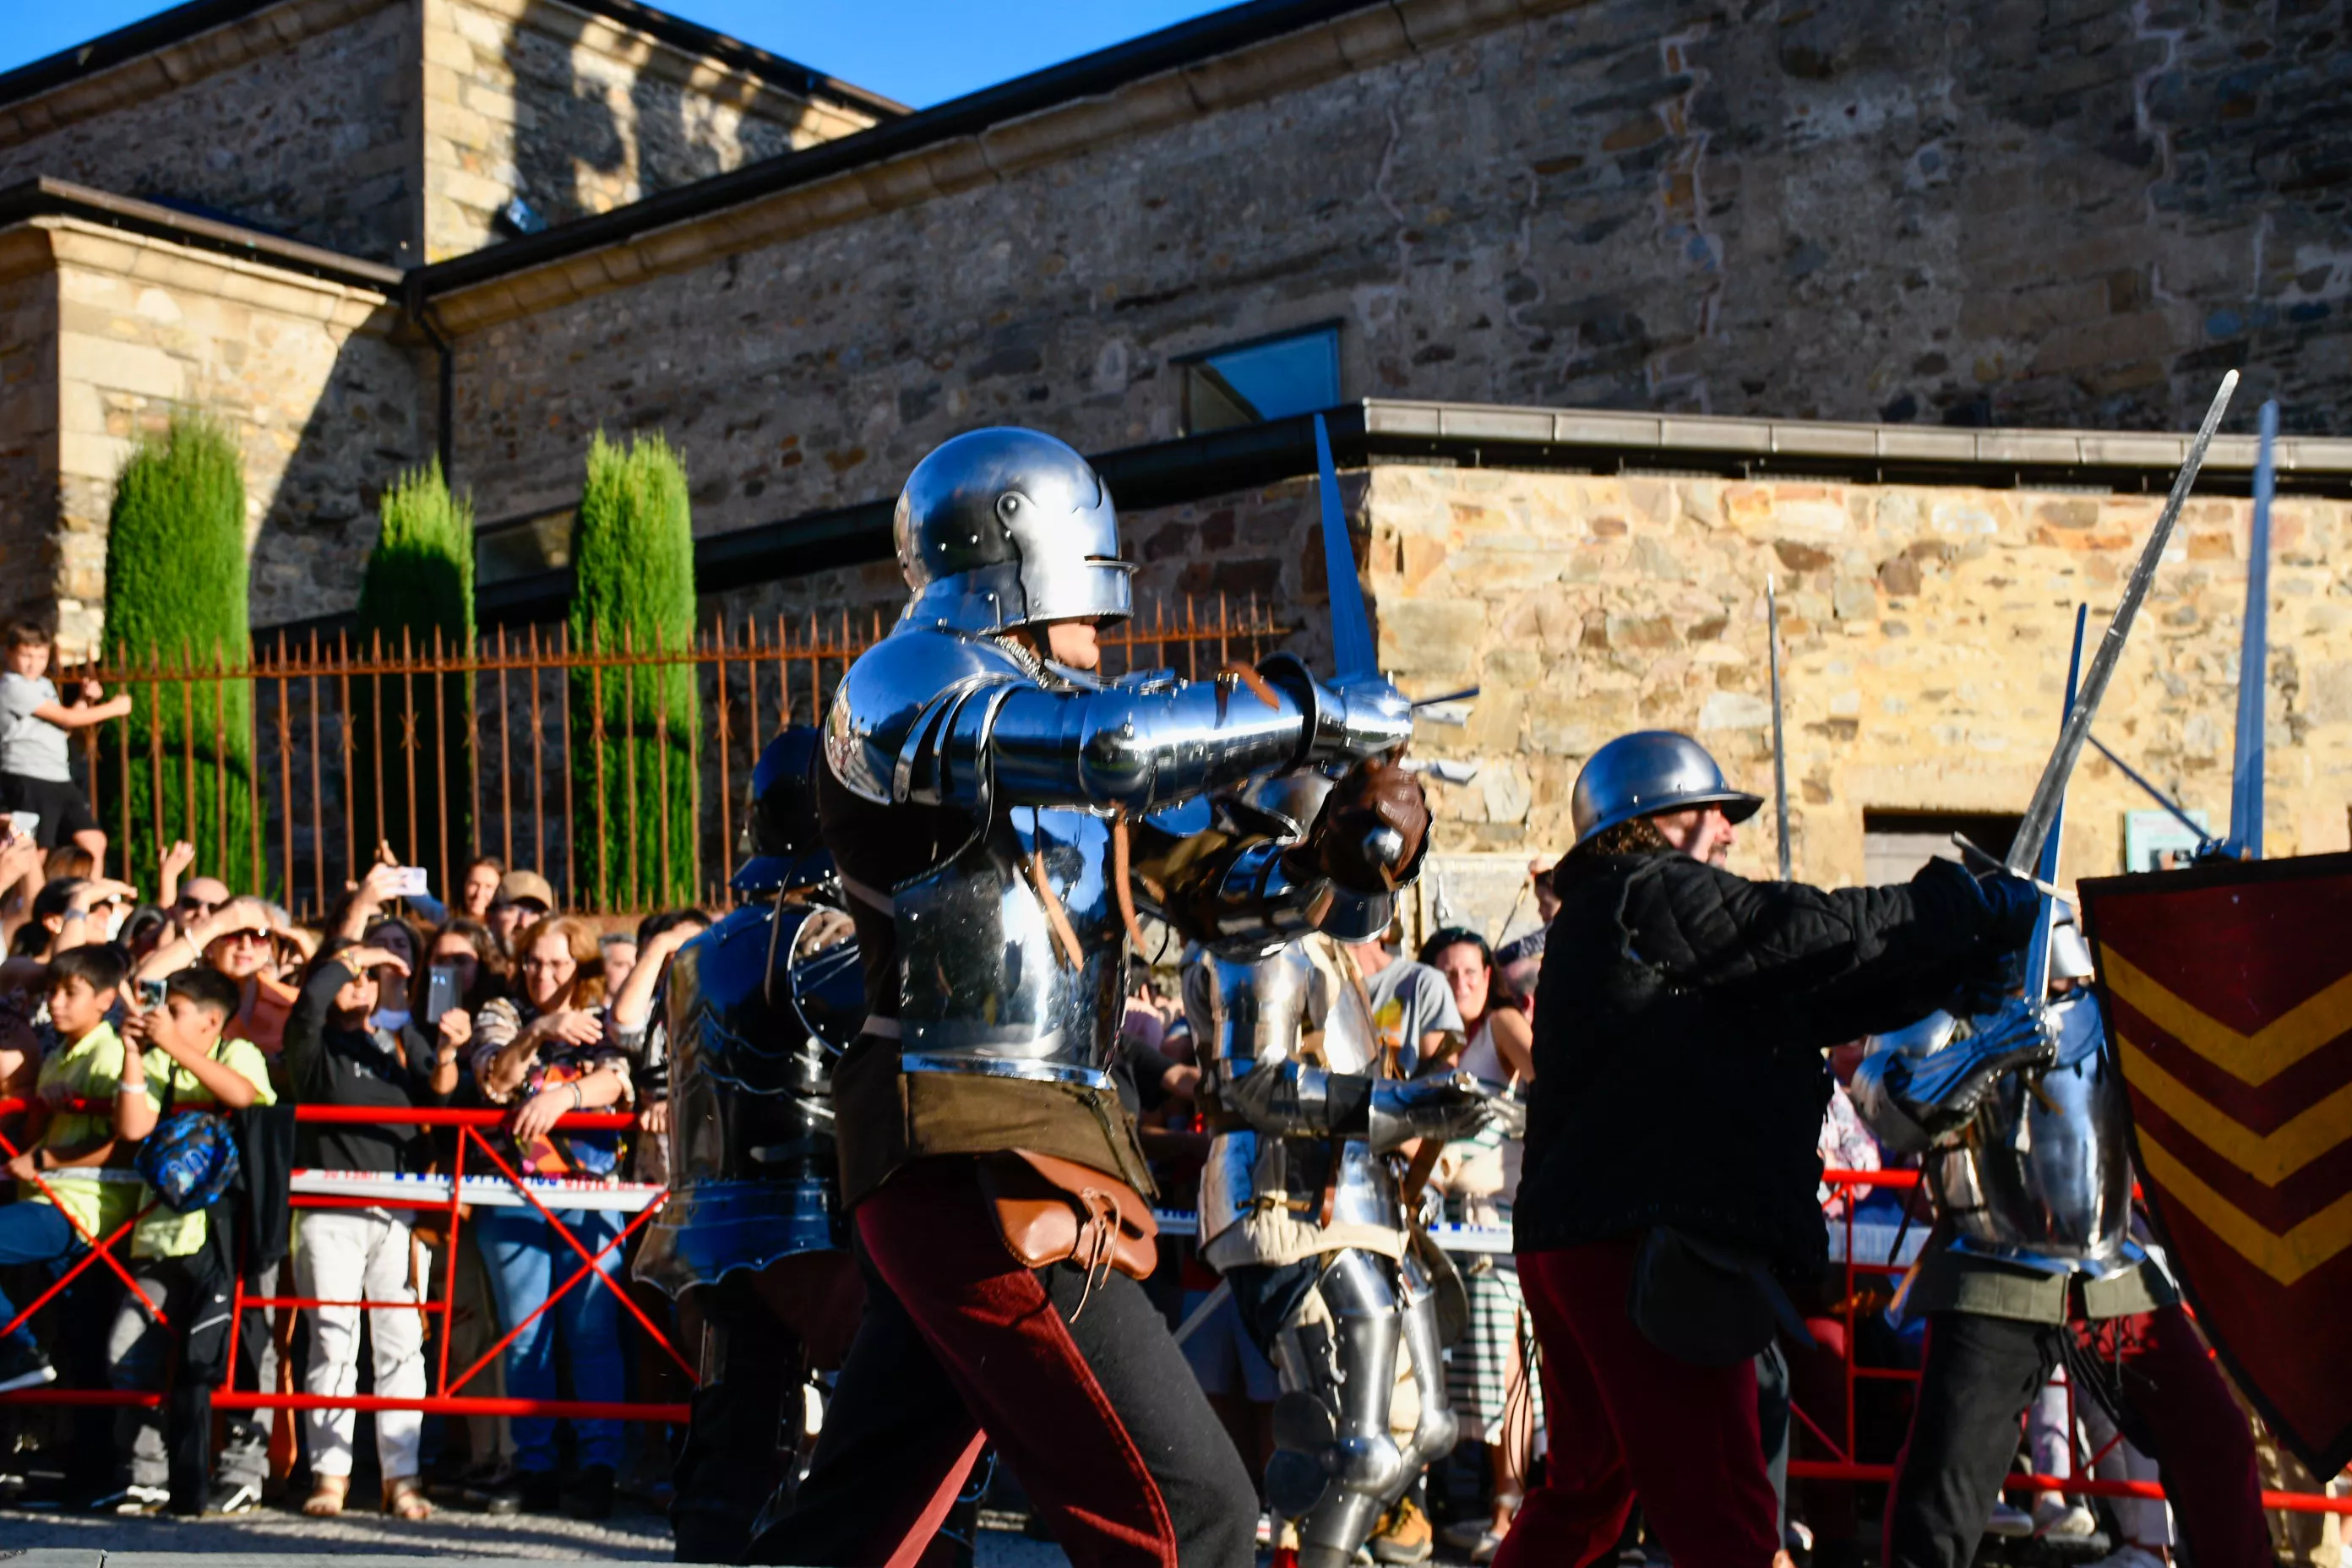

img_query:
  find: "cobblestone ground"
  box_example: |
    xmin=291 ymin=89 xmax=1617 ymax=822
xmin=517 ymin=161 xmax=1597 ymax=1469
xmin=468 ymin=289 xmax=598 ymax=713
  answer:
xmin=0 ymin=1504 xmax=1073 ymax=1564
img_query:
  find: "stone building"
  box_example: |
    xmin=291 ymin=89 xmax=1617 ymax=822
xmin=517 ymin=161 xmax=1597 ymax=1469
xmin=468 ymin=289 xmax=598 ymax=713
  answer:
xmin=2 ymin=0 xmax=2349 ymax=892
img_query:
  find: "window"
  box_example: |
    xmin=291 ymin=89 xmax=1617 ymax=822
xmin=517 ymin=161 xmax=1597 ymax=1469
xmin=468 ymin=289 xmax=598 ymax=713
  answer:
xmin=476 ymin=508 xmax=574 ymax=586
xmin=1860 ymin=809 xmax=2023 ymax=885
xmin=1179 ymin=324 xmax=1341 ymax=434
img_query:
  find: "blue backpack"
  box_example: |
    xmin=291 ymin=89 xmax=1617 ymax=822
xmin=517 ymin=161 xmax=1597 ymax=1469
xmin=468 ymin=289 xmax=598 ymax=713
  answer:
xmin=133 ymin=1047 xmax=241 ymax=1213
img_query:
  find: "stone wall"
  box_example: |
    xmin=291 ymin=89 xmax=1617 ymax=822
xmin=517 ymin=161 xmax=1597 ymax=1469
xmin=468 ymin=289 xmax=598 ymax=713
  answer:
xmin=0 ymin=0 xmax=422 ymax=264
xmin=421 ymin=0 xmax=885 ymax=261
xmin=437 ymin=0 xmax=2351 ymax=542
xmin=1357 ymin=463 xmax=2352 ymax=885
xmin=36 ymin=220 xmax=430 ymax=651
xmin=0 ymin=234 xmax=60 ymax=637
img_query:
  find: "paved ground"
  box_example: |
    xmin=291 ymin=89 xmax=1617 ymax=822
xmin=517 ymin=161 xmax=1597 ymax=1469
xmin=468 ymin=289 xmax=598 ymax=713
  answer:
xmin=0 ymin=1505 xmax=1075 ymax=1565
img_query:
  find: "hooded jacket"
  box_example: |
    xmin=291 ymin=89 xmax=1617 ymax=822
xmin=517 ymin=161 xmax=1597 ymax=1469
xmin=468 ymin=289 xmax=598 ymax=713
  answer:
xmin=1515 ymin=849 xmax=2021 ymax=1271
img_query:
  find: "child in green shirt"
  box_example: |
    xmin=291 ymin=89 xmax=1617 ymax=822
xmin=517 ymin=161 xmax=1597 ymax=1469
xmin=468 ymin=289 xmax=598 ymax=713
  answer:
xmin=0 ymin=944 xmax=138 ymax=1394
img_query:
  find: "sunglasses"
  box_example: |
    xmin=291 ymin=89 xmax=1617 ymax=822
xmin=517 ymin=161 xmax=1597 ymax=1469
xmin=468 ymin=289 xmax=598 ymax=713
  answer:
xmin=213 ymin=928 xmax=274 ymax=947
xmin=177 ymin=896 xmax=226 ymax=917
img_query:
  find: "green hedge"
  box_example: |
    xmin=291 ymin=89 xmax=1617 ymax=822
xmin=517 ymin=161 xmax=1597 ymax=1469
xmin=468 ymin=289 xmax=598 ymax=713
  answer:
xmin=100 ymin=418 xmax=254 ymax=891
xmin=567 ymin=431 xmax=700 ymax=909
xmin=352 ymin=460 xmax=476 ymax=896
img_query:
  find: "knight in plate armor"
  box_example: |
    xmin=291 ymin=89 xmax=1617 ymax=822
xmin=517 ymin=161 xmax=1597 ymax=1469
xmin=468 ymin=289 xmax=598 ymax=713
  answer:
xmin=1854 ymin=912 xmax=2268 ymax=1568
xmin=749 ymin=427 xmax=1434 ymax=1568
xmin=634 ymin=728 xmax=867 ymax=1564
xmin=1177 ymin=770 xmax=1500 ymax=1568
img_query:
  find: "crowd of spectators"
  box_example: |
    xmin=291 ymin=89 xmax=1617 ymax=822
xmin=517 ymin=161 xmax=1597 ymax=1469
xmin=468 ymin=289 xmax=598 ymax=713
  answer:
xmin=0 ymin=806 xmax=711 ymax=1523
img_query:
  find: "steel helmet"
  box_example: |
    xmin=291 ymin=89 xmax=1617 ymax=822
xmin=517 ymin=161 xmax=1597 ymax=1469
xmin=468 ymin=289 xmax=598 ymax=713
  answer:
xmin=734 ymin=727 xmax=830 ymax=895
xmin=895 ymin=427 xmax=1134 ymax=635
xmin=2050 ymin=913 xmax=2097 ymax=982
xmin=1570 ymin=730 xmax=1763 ymax=845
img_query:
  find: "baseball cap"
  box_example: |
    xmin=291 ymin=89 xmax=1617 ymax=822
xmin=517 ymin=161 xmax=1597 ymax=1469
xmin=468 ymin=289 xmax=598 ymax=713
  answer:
xmin=496 ymin=869 xmax=556 ymax=911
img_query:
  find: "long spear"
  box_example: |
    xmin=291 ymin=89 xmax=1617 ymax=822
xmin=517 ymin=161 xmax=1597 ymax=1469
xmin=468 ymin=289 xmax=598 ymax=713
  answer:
xmin=1767 ymin=575 xmax=1791 ymax=882
xmin=2224 ymin=399 xmax=2277 ymax=860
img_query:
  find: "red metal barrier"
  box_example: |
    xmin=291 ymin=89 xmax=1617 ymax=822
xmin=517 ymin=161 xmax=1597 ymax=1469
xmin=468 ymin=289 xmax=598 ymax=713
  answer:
xmin=1788 ymin=1168 xmax=2352 ymax=1516
xmin=0 ymin=1099 xmax=689 ymax=1426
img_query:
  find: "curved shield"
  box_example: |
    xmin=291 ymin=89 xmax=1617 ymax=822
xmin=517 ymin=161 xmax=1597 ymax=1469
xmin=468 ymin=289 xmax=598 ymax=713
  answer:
xmin=2078 ymin=850 xmax=2352 ymax=1477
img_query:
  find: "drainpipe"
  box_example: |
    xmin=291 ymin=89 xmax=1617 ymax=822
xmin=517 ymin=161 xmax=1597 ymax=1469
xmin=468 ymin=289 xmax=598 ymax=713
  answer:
xmin=403 ymin=270 xmax=455 ymax=478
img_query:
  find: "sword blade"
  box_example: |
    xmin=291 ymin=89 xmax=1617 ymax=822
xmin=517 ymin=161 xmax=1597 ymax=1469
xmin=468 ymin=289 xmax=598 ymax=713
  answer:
xmin=1315 ymin=414 xmax=1377 ymax=682
xmin=2006 ymin=369 xmax=2239 ymax=875
xmin=2023 ymin=606 xmax=2088 ymax=1004
xmin=1768 ymin=576 xmax=1791 ymax=882
xmin=2226 ymin=399 xmax=2277 ymax=860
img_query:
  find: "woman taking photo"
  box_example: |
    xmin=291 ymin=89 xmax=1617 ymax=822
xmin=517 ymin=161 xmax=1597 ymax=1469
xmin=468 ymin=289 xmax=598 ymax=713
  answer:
xmin=1417 ymin=928 xmax=1538 ymax=1564
xmin=470 ymin=913 xmax=632 ymax=1519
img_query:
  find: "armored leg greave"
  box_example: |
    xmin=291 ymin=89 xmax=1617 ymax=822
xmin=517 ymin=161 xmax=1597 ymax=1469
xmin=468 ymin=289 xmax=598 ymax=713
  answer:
xmin=1396 ymin=1246 xmax=1459 ymax=1478
xmin=1265 ymin=1250 xmax=1409 ymax=1568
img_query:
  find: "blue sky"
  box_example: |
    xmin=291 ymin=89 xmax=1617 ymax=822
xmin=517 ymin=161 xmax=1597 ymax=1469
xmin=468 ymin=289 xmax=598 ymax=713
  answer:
xmin=0 ymin=0 xmax=1235 ymax=107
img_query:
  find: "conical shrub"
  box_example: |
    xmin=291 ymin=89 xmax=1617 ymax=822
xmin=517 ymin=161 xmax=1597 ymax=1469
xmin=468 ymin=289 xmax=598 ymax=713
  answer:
xmin=568 ymin=430 xmax=700 ymax=910
xmin=101 ymin=417 xmax=255 ymax=892
xmin=352 ymin=460 xmax=476 ymax=898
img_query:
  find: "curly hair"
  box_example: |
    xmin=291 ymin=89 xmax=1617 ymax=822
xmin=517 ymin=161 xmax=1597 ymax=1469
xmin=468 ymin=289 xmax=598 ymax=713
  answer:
xmin=511 ymin=912 xmax=607 ymax=1010
xmin=1574 ymin=813 xmax=1674 ymax=860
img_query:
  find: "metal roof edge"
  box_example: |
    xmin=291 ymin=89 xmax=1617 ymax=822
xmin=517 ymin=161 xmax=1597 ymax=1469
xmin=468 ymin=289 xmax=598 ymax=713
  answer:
xmin=0 ymin=176 xmax=403 ymax=291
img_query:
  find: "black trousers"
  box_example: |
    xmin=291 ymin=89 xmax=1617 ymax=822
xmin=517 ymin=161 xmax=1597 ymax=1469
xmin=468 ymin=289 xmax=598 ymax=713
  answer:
xmin=669 ymin=1276 xmax=803 ymax=1565
xmin=1884 ymin=1308 xmax=2268 ymax=1568
xmin=747 ymin=1159 xmax=1256 ymax=1568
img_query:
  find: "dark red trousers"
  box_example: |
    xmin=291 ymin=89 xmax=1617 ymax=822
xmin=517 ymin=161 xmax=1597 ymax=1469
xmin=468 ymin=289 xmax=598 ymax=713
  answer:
xmin=1495 ymin=1240 xmax=1782 ymax=1568
xmin=1883 ymin=1305 xmax=2268 ymax=1568
xmin=747 ymin=1158 xmax=1255 ymax=1568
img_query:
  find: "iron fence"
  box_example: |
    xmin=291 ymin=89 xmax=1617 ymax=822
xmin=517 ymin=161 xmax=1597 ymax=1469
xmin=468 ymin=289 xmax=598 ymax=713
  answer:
xmin=66 ymin=595 xmax=1293 ymax=919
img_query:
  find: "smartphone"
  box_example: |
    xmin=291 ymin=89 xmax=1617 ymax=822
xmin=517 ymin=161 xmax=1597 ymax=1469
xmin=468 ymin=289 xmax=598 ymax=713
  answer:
xmin=7 ymin=811 xmax=37 ymax=840
xmin=136 ymin=977 xmax=167 ymax=1011
xmin=423 ymin=963 xmax=461 ymax=1024
xmin=387 ymin=865 xmax=429 ymax=899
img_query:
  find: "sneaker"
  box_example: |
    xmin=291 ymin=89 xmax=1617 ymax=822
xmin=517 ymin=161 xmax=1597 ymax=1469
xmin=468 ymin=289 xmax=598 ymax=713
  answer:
xmin=1984 ymin=1500 xmax=2036 ymax=1538
xmin=206 ymin=1478 xmax=263 ymax=1516
xmin=0 ymin=1342 xmax=55 ymax=1394
xmin=571 ymin=1464 xmax=615 ymax=1521
xmin=1369 ymin=1497 xmax=1435 ymax=1565
xmin=2033 ymin=1495 xmax=2099 ymax=1538
xmin=83 ymin=1481 xmax=168 ymax=1515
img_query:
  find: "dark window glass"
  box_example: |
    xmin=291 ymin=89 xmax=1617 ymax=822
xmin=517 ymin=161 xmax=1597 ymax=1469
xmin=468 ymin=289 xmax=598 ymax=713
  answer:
xmin=476 ymin=509 xmax=574 ymax=585
xmin=1180 ymin=325 xmax=1339 ymax=433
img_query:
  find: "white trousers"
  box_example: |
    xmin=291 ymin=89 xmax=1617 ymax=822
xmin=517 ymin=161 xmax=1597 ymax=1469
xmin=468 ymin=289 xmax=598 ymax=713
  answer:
xmin=295 ymin=1207 xmax=426 ymax=1480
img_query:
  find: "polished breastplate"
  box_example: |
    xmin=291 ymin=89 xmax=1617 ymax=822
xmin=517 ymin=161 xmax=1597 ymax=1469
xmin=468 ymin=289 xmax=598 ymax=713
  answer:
xmin=894 ymin=802 xmax=1124 ymax=1088
xmin=1196 ymin=944 xmax=1401 ymax=1245
xmin=1932 ymin=994 xmax=2135 ymax=1271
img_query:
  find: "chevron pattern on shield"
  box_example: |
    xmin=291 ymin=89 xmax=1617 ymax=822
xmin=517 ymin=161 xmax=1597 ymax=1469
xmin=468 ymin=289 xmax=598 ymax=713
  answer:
xmin=2077 ymin=850 xmax=2352 ymax=1478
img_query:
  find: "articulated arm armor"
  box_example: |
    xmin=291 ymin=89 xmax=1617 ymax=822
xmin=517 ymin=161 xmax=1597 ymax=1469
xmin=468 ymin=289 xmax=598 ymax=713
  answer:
xmin=1849 ymin=1002 xmax=2056 ymax=1156
xmin=828 ymin=632 xmax=1409 ymax=818
xmin=1219 ymin=1030 xmax=1497 ymax=1156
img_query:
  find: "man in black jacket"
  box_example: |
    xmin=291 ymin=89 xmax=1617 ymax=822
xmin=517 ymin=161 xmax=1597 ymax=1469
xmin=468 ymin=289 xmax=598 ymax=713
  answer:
xmin=1496 ymin=732 xmax=2039 ymax=1568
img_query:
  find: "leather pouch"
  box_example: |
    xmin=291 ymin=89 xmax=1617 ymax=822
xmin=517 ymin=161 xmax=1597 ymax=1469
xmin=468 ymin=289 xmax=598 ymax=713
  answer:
xmin=977 ymin=1149 xmax=1158 ymax=1282
xmin=1625 ymin=1226 xmax=1816 ymax=1368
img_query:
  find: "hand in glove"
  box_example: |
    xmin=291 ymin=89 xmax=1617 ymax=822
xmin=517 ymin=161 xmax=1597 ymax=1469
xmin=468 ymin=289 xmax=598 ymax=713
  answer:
xmin=1895 ymin=1001 xmax=2057 ymax=1140
xmin=1293 ymin=755 xmax=1429 ymax=895
xmin=1368 ymin=1072 xmax=1508 ymax=1153
xmin=1971 ymin=870 xmax=2043 ymax=952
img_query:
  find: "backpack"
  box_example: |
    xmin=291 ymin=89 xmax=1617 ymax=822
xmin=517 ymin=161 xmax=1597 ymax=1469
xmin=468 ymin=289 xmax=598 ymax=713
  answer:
xmin=133 ymin=1043 xmax=242 ymax=1213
